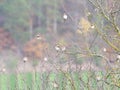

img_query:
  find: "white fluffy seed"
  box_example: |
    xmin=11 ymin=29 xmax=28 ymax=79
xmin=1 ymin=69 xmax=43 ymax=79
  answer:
xmin=87 ymin=12 xmax=91 ymax=16
xmin=53 ymin=82 xmax=58 ymax=88
xmin=117 ymin=55 xmax=120 ymax=60
xmin=44 ymin=57 xmax=48 ymax=61
xmin=23 ymin=57 xmax=28 ymax=62
xmin=96 ymin=76 xmax=101 ymax=81
xmin=103 ymin=48 xmax=107 ymax=52
xmin=55 ymin=46 xmax=60 ymax=51
xmin=61 ymin=46 xmax=66 ymax=51
xmin=2 ymin=68 xmax=6 ymax=72
xmin=63 ymin=13 xmax=68 ymax=20
xmin=91 ymin=25 xmax=95 ymax=29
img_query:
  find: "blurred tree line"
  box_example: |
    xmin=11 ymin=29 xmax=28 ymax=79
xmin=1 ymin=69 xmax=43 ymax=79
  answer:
xmin=0 ymin=0 xmax=61 ymax=44
xmin=0 ymin=0 xmax=87 ymax=59
xmin=0 ymin=0 xmax=88 ymax=59
xmin=0 ymin=0 xmax=89 ymax=44
xmin=0 ymin=0 xmax=120 ymax=66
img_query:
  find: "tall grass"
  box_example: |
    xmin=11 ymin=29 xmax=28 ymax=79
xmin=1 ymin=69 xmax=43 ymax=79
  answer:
xmin=0 ymin=71 xmax=120 ymax=90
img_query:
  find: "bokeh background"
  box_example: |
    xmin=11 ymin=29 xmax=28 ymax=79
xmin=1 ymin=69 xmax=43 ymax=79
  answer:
xmin=0 ymin=0 xmax=120 ymax=73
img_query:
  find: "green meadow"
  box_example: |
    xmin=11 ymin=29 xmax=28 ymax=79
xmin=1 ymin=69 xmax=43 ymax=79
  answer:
xmin=0 ymin=71 xmax=120 ymax=90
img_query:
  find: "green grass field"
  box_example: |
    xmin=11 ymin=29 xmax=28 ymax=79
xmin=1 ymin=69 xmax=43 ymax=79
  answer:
xmin=0 ymin=71 xmax=120 ymax=90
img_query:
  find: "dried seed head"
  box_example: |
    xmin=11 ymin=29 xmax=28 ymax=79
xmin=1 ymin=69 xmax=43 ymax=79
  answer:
xmin=44 ymin=57 xmax=48 ymax=61
xmin=63 ymin=13 xmax=68 ymax=20
xmin=117 ymin=54 xmax=120 ymax=60
xmin=61 ymin=46 xmax=66 ymax=51
xmin=103 ymin=48 xmax=107 ymax=52
xmin=53 ymin=82 xmax=58 ymax=88
xmin=91 ymin=25 xmax=95 ymax=29
xmin=23 ymin=57 xmax=28 ymax=62
xmin=36 ymin=34 xmax=42 ymax=40
xmin=55 ymin=45 xmax=60 ymax=51
xmin=87 ymin=12 xmax=91 ymax=16
xmin=2 ymin=68 xmax=6 ymax=72
xmin=96 ymin=76 xmax=101 ymax=81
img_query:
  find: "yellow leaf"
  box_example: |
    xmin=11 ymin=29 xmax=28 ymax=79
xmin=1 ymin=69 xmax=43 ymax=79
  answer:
xmin=58 ymin=38 xmax=67 ymax=46
xmin=80 ymin=18 xmax=91 ymax=33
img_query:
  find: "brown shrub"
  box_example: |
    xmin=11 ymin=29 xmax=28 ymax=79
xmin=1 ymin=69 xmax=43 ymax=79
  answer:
xmin=0 ymin=28 xmax=16 ymax=52
xmin=23 ymin=35 xmax=48 ymax=59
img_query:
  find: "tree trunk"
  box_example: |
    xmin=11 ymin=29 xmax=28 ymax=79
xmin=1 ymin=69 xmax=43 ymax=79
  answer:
xmin=53 ymin=0 xmax=57 ymax=34
xmin=53 ymin=15 xmax=57 ymax=34
xmin=29 ymin=18 xmax=33 ymax=40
